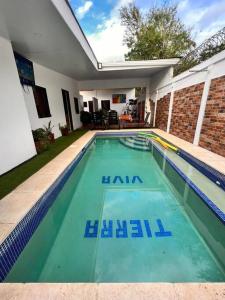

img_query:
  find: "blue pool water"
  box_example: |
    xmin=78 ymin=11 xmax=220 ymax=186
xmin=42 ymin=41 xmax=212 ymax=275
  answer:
xmin=4 ymin=137 xmax=225 ymax=282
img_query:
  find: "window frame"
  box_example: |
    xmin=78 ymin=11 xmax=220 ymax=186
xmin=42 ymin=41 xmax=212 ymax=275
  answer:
xmin=32 ymin=85 xmax=51 ymax=118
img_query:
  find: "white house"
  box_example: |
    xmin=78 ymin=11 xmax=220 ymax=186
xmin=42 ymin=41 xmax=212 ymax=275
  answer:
xmin=0 ymin=0 xmax=179 ymax=175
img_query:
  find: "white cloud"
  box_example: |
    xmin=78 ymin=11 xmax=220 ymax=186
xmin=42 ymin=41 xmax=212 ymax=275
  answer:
xmin=195 ymin=20 xmax=225 ymax=45
xmin=96 ymin=24 xmax=103 ymax=30
xmin=177 ymin=0 xmax=189 ymax=12
xmin=76 ymin=1 xmax=93 ymax=20
xmin=87 ymin=21 xmax=128 ymax=62
xmin=180 ymin=1 xmax=225 ymax=45
xmin=86 ymin=0 xmax=133 ymax=62
xmin=86 ymin=0 xmax=225 ymax=62
xmin=199 ymin=2 xmax=225 ymax=28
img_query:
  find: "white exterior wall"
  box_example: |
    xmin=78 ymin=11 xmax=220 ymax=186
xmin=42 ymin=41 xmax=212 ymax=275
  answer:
xmin=0 ymin=37 xmax=36 ymax=175
xmin=81 ymin=88 xmax=135 ymax=115
xmin=150 ymin=50 xmax=225 ymax=100
xmin=24 ymin=63 xmax=82 ymax=138
xmin=149 ymin=50 xmax=225 ymax=144
xmin=149 ymin=67 xmax=173 ymax=92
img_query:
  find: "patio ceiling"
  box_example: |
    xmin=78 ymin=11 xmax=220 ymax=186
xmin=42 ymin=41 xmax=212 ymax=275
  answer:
xmin=0 ymin=0 xmax=179 ymax=81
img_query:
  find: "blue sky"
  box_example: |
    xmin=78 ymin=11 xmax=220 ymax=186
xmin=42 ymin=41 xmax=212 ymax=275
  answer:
xmin=69 ymin=0 xmax=225 ymax=62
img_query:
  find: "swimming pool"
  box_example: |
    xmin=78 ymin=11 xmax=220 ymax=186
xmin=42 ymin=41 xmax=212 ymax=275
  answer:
xmin=1 ymin=134 xmax=225 ymax=282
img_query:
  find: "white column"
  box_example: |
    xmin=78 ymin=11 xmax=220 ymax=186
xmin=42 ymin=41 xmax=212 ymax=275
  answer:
xmin=193 ymin=67 xmax=212 ymax=145
xmin=144 ymin=85 xmax=149 ymax=114
xmin=153 ymin=90 xmax=159 ymax=127
xmin=166 ymin=84 xmax=174 ymax=133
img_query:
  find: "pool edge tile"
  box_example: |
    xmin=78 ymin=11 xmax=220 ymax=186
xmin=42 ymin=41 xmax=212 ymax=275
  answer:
xmin=151 ymin=129 xmax=225 ymax=176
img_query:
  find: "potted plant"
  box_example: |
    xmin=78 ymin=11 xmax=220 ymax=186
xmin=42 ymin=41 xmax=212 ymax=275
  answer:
xmin=43 ymin=121 xmax=55 ymax=143
xmin=59 ymin=123 xmax=69 ymax=136
xmin=32 ymin=128 xmax=49 ymax=153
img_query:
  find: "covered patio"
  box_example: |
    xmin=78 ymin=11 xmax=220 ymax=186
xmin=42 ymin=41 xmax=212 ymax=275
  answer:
xmin=0 ymin=0 xmax=178 ymax=175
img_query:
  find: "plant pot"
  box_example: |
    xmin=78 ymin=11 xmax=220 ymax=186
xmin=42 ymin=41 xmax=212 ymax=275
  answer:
xmin=61 ymin=128 xmax=69 ymax=136
xmin=48 ymin=132 xmax=55 ymax=143
xmin=34 ymin=140 xmax=49 ymax=153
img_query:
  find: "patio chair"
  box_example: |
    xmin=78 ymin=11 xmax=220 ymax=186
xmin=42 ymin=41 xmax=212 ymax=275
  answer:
xmin=91 ymin=111 xmax=103 ymax=129
xmin=102 ymin=108 xmax=109 ymax=129
xmin=108 ymin=110 xmax=119 ymax=128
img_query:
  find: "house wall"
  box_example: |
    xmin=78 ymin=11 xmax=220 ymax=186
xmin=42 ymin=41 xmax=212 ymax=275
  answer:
xmin=0 ymin=36 xmax=82 ymax=175
xmin=79 ymin=78 xmax=153 ymax=119
xmin=23 ymin=63 xmax=81 ymax=138
xmin=0 ymin=37 xmax=36 ymax=175
xmin=150 ymin=50 xmax=225 ymax=157
xmin=149 ymin=67 xmax=173 ymax=92
xmin=155 ymin=93 xmax=170 ymax=131
xmin=199 ymin=75 xmax=225 ymax=156
xmin=170 ymin=83 xmax=204 ymax=143
xmin=81 ymin=88 xmax=135 ymax=115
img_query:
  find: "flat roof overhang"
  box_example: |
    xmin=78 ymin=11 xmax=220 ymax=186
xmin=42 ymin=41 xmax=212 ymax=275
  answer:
xmin=0 ymin=0 xmax=179 ymax=80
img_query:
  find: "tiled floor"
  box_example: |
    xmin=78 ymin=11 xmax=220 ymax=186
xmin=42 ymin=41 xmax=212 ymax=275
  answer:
xmin=0 ymin=129 xmax=224 ymax=299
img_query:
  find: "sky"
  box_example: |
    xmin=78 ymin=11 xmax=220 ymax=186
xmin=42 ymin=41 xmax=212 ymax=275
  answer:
xmin=69 ymin=0 xmax=225 ymax=62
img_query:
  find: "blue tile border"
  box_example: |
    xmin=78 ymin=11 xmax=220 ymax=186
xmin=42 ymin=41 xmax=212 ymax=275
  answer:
xmin=0 ymin=131 xmax=224 ymax=282
xmin=0 ymin=137 xmax=94 ymax=282
xmin=148 ymin=132 xmax=225 ymax=192
xmin=177 ymin=150 xmax=225 ymax=191
xmin=149 ymin=140 xmax=225 ymax=225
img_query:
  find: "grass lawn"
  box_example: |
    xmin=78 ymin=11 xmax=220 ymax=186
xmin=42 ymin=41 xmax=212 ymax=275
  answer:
xmin=0 ymin=129 xmax=88 ymax=200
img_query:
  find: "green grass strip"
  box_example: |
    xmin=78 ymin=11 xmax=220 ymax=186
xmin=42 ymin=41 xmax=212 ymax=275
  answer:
xmin=0 ymin=129 xmax=88 ymax=200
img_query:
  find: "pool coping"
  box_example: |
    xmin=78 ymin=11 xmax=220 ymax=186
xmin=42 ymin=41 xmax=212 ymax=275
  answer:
xmin=151 ymin=129 xmax=225 ymax=176
xmin=148 ymin=140 xmax=225 ymax=224
xmin=0 ymin=129 xmax=225 ymax=297
xmin=0 ymin=282 xmax=225 ymax=299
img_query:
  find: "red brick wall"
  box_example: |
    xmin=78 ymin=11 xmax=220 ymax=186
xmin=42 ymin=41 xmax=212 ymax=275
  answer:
xmin=155 ymin=93 xmax=170 ymax=131
xmin=199 ymin=75 xmax=225 ymax=157
xmin=170 ymin=83 xmax=204 ymax=143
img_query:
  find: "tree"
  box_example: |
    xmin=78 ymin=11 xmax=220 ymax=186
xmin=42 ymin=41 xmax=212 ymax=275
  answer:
xmin=120 ymin=2 xmax=195 ymax=60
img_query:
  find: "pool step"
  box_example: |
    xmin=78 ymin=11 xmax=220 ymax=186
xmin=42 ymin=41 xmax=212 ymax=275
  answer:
xmin=120 ymin=137 xmax=150 ymax=151
xmin=126 ymin=137 xmax=147 ymax=146
xmin=134 ymin=136 xmax=147 ymax=142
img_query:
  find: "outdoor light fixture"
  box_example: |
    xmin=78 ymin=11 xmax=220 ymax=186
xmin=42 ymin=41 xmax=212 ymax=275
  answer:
xmin=98 ymin=62 xmax=102 ymax=69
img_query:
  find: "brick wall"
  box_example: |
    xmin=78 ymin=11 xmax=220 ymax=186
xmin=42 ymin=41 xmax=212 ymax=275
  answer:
xmin=170 ymin=83 xmax=204 ymax=143
xmin=199 ymin=75 xmax=225 ymax=157
xmin=155 ymin=93 xmax=170 ymax=131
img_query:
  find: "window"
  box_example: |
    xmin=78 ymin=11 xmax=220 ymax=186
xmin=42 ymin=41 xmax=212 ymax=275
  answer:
xmin=33 ymin=85 xmax=51 ymax=118
xmin=74 ymin=97 xmax=79 ymax=114
xmin=83 ymin=101 xmax=87 ymax=108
